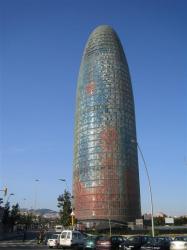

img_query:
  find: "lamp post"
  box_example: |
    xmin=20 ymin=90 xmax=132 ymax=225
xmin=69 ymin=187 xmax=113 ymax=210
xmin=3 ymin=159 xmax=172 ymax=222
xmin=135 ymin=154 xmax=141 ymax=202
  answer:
xmin=131 ymin=139 xmax=155 ymax=237
xmin=59 ymin=179 xmax=70 ymax=191
xmin=6 ymin=193 xmax=14 ymax=203
xmin=59 ymin=178 xmax=75 ymax=228
xmin=71 ymin=211 xmax=75 ymax=228
xmin=23 ymin=198 xmax=26 ymax=209
xmin=34 ymin=179 xmax=39 ymax=210
xmin=0 ymin=187 xmax=8 ymax=204
xmin=58 ymin=178 xmax=74 ymax=207
xmin=0 ymin=187 xmax=8 ymax=197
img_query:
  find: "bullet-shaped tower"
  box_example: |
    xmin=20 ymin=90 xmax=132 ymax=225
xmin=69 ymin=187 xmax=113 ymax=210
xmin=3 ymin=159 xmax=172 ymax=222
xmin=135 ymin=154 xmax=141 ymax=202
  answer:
xmin=73 ymin=25 xmax=141 ymax=224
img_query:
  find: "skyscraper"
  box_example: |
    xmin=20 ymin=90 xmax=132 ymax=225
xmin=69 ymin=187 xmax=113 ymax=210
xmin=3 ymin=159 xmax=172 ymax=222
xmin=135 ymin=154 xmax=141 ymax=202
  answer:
xmin=73 ymin=25 xmax=141 ymax=225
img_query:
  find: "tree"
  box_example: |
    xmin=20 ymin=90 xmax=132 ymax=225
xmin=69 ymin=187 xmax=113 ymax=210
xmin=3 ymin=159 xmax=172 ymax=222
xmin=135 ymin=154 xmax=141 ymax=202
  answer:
xmin=174 ymin=216 xmax=187 ymax=225
xmin=9 ymin=203 xmax=20 ymax=231
xmin=2 ymin=202 xmax=10 ymax=231
xmin=57 ymin=190 xmax=72 ymax=227
xmin=0 ymin=198 xmax=3 ymax=208
xmin=154 ymin=216 xmax=165 ymax=226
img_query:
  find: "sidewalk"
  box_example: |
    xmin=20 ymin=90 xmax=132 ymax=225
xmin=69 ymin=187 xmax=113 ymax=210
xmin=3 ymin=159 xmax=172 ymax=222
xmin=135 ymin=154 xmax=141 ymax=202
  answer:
xmin=0 ymin=232 xmax=23 ymax=241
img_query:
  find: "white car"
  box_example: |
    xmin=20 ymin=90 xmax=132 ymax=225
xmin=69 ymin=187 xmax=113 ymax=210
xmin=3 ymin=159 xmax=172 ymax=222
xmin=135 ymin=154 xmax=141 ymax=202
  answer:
xmin=55 ymin=225 xmax=64 ymax=233
xmin=59 ymin=230 xmax=84 ymax=248
xmin=47 ymin=234 xmax=60 ymax=248
xmin=170 ymin=236 xmax=187 ymax=250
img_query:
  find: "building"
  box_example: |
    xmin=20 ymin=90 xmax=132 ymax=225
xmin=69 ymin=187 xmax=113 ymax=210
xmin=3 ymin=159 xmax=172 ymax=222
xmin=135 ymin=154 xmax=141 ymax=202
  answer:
xmin=73 ymin=25 xmax=141 ymax=226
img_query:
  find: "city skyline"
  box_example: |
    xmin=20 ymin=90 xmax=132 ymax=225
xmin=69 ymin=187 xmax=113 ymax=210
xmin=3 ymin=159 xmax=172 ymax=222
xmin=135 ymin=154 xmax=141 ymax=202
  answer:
xmin=0 ymin=0 xmax=187 ymax=216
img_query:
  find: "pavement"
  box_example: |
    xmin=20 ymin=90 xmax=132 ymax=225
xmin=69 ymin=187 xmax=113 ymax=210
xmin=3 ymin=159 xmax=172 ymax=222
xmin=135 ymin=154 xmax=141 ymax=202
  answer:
xmin=0 ymin=230 xmax=64 ymax=249
xmin=0 ymin=230 xmax=48 ymax=249
xmin=0 ymin=239 xmax=47 ymax=248
xmin=0 ymin=233 xmax=22 ymax=241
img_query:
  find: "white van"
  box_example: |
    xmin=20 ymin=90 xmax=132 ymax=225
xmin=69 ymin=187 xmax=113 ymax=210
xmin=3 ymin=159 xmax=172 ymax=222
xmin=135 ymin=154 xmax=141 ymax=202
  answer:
xmin=55 ymin=225 xmax=64 ymax=233
xmin=59 ymin=230 xmax=84 ymax=248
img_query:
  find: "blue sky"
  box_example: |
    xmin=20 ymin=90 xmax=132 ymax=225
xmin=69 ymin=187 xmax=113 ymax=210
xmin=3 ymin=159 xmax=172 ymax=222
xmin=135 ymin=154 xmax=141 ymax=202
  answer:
xmin=0 ymin=0 xmax=186 ymax=216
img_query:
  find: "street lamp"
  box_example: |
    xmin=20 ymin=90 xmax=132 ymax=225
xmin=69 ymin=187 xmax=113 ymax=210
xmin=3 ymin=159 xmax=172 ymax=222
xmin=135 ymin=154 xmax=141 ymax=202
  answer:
xmin=58 ymin=178 xmax=69 ymax=191
xmin=7 ymin=193 xmax=14 ymax=203
xmin=23 ymin=198 xmax=27 ymax=209
xmin=131 ymin=139 xmax=155 ymax=237
xmin=0 ymin=187 xmax=8 ymax=197
xmin=59 ymin=178 xmax=75 ymax=228
xmin=71 ymin=211 xmax=75 ymax=228
xmin=59 ymin=178 xmax=74 ymax=207
xmin=34 ymin=179 xmax=39 ymax=210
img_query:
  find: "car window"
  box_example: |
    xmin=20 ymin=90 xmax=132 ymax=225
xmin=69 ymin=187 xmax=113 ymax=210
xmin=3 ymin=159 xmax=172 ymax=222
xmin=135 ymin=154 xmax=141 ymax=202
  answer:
xmin=78 ymin=233 xmax=82 ymax=239
xmin=145 ymin=237 xmax=152 ymax=243
xmin=67 ymin=232 xmax=71 ymax=239
xmin=158 ymin=237 xmax=166 ymax=242
xmin=61 ymin=232 xmax=67 ymax=239
xmin=155 ymin=238 xmax=164 ymax=244
xmin=73 ymin=232 xmax=78 ymax=239
xmin=98 ymin=236 xmax=110 ymax=241
xmin=144 ymin=236 xmax=150 ymax=243
xmin=87 ymin=236 xmax=97 ymax=240
xmin=118 ymin=237 xmax=124 ymax=242
xmin=128 ymin=237 xmax=140 ymax=243
xmin=52 ymin=234 xmax=59 ymax=239
xmin=147 ymin=238 xmax=153 ymax=244
xmin=46 ymin=233 xmax=52 ymax=239
xmin=174 ymin=237 xmax=187 ymax=241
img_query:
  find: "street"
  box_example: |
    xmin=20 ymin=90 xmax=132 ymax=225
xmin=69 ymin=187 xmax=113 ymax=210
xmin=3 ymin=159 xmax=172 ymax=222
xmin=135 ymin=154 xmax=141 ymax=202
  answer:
xmin=0 ymin=239 xmax=48 ymax=249
xmin=0 ymin=231 xmax=49 ymax=250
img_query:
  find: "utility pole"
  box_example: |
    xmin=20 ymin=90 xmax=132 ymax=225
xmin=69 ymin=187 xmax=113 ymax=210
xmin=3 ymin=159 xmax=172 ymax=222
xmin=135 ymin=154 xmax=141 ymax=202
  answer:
xmin=131 ymin=139 xmax=155 ymax=237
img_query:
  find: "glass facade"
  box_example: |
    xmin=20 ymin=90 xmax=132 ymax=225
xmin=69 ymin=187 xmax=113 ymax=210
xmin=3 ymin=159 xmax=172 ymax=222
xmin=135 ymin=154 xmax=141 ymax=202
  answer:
xmin=73 ymin=25 xmax=141 ymax=223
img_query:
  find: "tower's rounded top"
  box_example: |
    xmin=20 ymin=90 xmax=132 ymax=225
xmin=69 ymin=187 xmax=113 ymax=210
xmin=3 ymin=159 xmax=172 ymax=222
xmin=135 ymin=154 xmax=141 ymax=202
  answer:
xmin=88 ymin=25 xmax=118 ymax=40
xmin=91 ymin=25 xmax=115 ymax=34
xmin=83 ymin=25 xmax=124 ymax=61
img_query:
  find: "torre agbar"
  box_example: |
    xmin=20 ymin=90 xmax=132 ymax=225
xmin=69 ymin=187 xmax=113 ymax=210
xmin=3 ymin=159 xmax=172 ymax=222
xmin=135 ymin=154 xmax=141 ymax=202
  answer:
xmin=73 ymin=25 xmax=141 ymax=225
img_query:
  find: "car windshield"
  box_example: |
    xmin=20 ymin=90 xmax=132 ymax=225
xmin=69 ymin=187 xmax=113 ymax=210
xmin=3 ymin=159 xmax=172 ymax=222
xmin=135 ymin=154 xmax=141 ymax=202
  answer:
xmin=147 ymin=238 xmax=165 ymax=244
xmin=98 ymin=236 xmax=110 ymax=241
xmin=174 ymin=237 xmax=187 ymax=241
xmin=61 ymin=232 xmax=67 ymax=239
xmin=51 ymin=234 xmax=59 ymax=239
xmin=87 ymin=236 xmax=98 ymax=240
xmin=128 ymin=237 xmax=140 ymax=243
xmin=45 ymin=233 xmax=52 ymax=238
xmin=117 ymin=237 xmax=124 ymax=242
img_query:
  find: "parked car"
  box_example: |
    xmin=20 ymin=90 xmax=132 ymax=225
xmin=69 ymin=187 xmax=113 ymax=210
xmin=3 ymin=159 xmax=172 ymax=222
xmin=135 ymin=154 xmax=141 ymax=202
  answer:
xmin=96 ymin=236 xmax=112 ymax=250
xmin=111 ymin=236 xmax=128 ymax=250
xmin=55 ymin=225 xmax=64 ymax=233
xmin=170 ymin=236 xmax=187 ymax=250
xmin=119 ymin=236 xmax=152 ymax=250
xmin=44 ymin=232 xmax=53 ymax=245
xmin=47 ymin=234 xmax=60 ymax=248
xmin=84 ymin=235 xmax=102 ymax=250
xmin=59 ymin=230 xmax=84 ymax=249
xmin=141 ymin=237 xmax=172 ymax=250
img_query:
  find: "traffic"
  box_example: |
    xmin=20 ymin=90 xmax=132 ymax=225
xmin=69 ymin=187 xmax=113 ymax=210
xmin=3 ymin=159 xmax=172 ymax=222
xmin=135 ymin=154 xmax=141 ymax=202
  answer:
xmin=44 ymin=229 xmax=187 ymax=250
